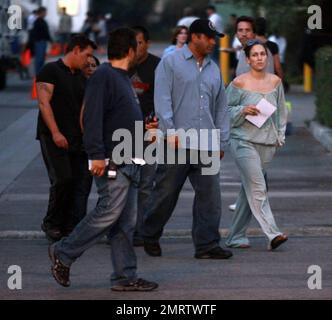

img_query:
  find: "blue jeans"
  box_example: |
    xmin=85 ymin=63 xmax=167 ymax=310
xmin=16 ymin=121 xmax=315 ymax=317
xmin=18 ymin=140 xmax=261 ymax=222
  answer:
xmin=34 ymin=41 xmax=47 ymax=74
xmin=54 ymin=164 xmax=140 ymax=286
xmin=143 ymin=149 xmax=222 ymax=255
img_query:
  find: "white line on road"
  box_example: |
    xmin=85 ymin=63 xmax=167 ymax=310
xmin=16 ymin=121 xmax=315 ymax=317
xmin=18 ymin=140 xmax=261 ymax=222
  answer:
xmin=1 ymin=190 xmax=332 ymax=201
xmin=1 ymin=226 xmax=332 ymax=239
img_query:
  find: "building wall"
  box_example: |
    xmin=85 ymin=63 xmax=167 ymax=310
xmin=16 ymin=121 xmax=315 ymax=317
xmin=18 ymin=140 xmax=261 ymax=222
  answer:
xmin=41 ymin=0 xmax=89 ymax=33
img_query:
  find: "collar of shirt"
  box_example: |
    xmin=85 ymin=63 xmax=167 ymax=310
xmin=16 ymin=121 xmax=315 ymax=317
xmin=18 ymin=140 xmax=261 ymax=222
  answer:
xmin=58 ymin=59 xmax=81 ymax=75
xmin=181 ymin=44 xmax=212 ymax=70
xmin=107 ymin=62 xmax=129 ymax=76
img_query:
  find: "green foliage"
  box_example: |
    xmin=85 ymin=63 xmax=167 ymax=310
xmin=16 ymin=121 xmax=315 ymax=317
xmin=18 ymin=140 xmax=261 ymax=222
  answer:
xmin=315 ymin=46 xmax=332 ymax=128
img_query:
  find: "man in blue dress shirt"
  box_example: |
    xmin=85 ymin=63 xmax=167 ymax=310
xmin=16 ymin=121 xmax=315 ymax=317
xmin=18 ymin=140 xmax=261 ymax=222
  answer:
xmin=143 ymin=19 xmax=233 ymax=260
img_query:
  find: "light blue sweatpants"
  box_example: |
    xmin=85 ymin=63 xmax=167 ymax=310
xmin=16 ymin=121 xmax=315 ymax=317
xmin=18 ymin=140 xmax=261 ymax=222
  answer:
xmin=226 ymin=138 xmax=283 ymax=248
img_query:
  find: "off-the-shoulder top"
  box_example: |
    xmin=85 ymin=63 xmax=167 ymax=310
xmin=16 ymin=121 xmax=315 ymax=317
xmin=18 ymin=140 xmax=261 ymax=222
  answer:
xmin=226 ymin=81 xmax=288 ymax=146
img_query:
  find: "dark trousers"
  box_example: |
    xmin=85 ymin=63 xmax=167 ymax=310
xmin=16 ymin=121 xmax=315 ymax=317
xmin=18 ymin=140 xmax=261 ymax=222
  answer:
xmin=34 ymin=41 xmax=47 ymax=75
xmin=134 ymin=163 xmax=156 ymax=241
xmin=39 ymin=134 xmax=92 ymax=232
xmin=143 ymin=149 xmax=222 ymax=254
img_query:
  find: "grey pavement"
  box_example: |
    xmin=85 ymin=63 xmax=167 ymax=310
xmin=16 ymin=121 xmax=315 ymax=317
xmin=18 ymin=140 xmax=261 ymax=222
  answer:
xmin=0 ymin=50 xmax=332 ymax=299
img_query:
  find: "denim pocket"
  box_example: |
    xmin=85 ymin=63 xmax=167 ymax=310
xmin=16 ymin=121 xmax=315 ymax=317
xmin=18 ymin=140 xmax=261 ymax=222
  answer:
xmin=118 ymin=164 xmax=141 ymax=187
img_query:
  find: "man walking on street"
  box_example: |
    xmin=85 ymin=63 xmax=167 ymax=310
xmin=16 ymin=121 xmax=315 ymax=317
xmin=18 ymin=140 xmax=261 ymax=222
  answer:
xmin=48 ymin=28 xmax=158 ymax=291
xmin=36 ymin=35 xmax=97 ymax=242
xmin=31 ymin=7 xmax=52 ymax=74
xmin=143 ymin=19 xmax=233 ymax=260
xmin=129 ymin=26 xmax=160 ymax=246
xmin=58 ymin=7 xmax=72 ymax=54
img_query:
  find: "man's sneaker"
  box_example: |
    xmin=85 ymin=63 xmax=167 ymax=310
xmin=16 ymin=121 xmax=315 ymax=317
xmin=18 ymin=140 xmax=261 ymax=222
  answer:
xmin=41 ymin=223 xmax=63 ymax=242
xmin=195 ymin=246 xmax=233 ymax=259
xmin=144 ymin=241 xmax=162 ymax=257
xmin=48 ymin=244 xmax=71 ymax=287
xmin=228 ymin=203 xmax=236 ymax=211
xmin=111 ymin=278 xmax=158 ymax=292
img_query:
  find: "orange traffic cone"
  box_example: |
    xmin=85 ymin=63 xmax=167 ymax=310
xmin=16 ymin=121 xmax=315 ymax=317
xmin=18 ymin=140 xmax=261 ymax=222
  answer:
xmin=48 ymin=43 xmax=61 ymax=56
xmin=31 ymin=77 xmax=37 ymax=100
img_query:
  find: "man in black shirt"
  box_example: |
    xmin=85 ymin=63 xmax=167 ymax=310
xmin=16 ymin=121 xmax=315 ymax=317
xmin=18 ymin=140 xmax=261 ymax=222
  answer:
xmin=36 ymin=35 xmax=97 ymax=242
xmin=129 ymin=26 xmax=160 ymax=246
xmin=48 ymin=28 xmax=158 ymax=292
xmin=31 ymin=7 xmax=52 ymax=74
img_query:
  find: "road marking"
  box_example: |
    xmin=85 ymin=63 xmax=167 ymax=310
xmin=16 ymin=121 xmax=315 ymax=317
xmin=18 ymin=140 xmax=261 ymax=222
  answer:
xmin=1 ymin=190 xmax=332 ymax=201
xmin=1 ymin=226 xmax=332 ymax=239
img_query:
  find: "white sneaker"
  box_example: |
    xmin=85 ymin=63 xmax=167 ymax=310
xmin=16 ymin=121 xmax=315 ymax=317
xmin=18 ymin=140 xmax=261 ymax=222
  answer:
xmin=228 ymin=203 xmax=236 ymax=211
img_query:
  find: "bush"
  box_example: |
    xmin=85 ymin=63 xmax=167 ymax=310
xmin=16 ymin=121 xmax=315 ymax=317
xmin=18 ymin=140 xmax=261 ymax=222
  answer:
xmin=315 ymin=46 xmax=332 ymax=128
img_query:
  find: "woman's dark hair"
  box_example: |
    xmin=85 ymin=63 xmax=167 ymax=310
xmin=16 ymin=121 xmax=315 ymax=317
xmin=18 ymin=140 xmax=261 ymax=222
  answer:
xmin=236 ymin=16 xmax=256 ymax=33
xmin=107 ymin=27 xmax=137 ymax=60
xmin=244 ymin=39 xmax=268 ymax=58
xmin=91 ymin=55 xmax=100 ymax=66
xmin=171 ymin=25 xmax=188 ymax=45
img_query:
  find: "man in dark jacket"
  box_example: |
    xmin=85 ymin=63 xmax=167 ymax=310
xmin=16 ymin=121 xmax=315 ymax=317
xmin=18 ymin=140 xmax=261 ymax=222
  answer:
xmin=31 ymin=7 xmax=52 ymax=74
xmin=48 ymin=28 xmax=158 ymax=292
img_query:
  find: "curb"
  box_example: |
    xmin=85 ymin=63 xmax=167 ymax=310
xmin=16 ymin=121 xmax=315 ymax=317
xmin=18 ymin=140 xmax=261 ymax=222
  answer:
xmin=309 ymin=120 xmax=332 ymax=152
xmin=1 ymin=227 xmax=332 ymax=240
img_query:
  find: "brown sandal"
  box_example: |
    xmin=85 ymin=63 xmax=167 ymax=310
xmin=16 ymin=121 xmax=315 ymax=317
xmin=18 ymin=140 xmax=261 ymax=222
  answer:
xmin=270 ymin=234 xmax=288 ymax=250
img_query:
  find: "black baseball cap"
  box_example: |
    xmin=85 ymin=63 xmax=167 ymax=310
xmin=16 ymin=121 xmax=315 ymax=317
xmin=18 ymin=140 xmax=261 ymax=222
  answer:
xmin=189 ymin=19 xmax=225 ymax=38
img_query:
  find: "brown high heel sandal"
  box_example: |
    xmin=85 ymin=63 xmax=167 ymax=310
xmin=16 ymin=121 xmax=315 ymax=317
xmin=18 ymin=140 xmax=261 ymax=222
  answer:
xmin=270 ymin=234 xmax=288 ymax=250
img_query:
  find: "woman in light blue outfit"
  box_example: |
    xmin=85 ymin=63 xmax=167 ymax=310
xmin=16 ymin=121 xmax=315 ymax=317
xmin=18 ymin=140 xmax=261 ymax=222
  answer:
xmin=162 ymin=25 xmax=188 ymax=57
xmin=225 ymin=40 xmax=288 ymax=250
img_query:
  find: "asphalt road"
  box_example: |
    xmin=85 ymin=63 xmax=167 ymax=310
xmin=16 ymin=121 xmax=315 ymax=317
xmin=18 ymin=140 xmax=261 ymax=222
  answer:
xmin=0 ymin=51 xmax=331 ymax=301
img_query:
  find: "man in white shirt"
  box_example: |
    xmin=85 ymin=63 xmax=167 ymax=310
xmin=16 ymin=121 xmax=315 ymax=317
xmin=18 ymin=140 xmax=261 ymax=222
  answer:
xmin=206 ymin=5 xmax=223 ymax=33
xmin=206 ymin=5 xmax=223 ymax=64
xmin=268 ymin=31 xmax=287 ymax=64
xmin=27 ymin=10 xmax=37 ymax=31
